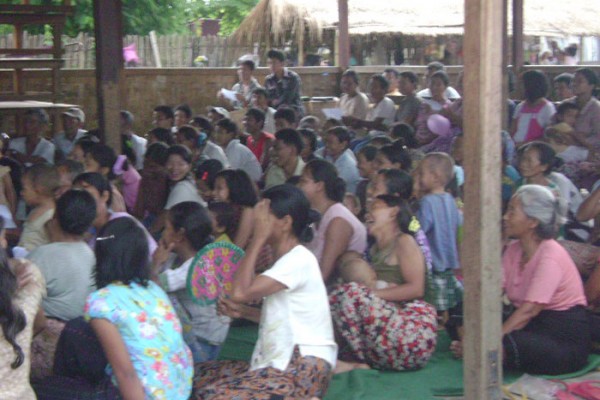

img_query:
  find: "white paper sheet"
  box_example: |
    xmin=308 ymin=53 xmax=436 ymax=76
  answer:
xmin=321 ymin=108 xmax=344 ymax=120
xmin=220 ymin=88 xmax=238 ymax=102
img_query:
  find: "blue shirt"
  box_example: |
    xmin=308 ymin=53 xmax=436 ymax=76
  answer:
xmin=417 ymin=193 xmax=461 ymax=272
xmin=323 ymin=149 xmax=361 ymax=194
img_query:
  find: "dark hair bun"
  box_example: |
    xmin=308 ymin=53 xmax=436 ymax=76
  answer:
xmin=308 ymin=208 xmax=321 ymax=225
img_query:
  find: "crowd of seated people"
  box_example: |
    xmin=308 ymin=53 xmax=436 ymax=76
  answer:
xmin=0 ymin=52 xmax=599 ymax=399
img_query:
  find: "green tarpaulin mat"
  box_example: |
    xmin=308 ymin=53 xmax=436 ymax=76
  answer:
xmin=217 ymin=324 xmax=600 ymax=399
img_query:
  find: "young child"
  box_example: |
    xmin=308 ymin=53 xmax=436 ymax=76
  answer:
xmin=18 ymin=164 xmax=60 ymax=253
xmin=212 ymin=169 xmax=258 ymax=249
xmin=207 ymin=201 xmax=236 ymax=244
xmin=194 ymin=159 xmax=224 ymax=203
xmin=343 ymin=193 xmax=361 ymax=217
xmin=56 ymin=159 xmax=84 ymax=197
xmin=83 ymin=143 xmax=127 ymax=213
xmin=151 ymin=201 xmax=230 ymax=363
xmin=416 ymin=153 xmax=462 ymax=315
xmin=337 ymin=251 xmax=378 ymax=289
xmin=132 ymin=142 xmax=169 ymax=231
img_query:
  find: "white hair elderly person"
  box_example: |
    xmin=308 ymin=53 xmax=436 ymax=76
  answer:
xmin=452 ymin=185 xmax=590 ymax=375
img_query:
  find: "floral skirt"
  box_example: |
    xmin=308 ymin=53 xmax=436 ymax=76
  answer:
xmin=31 ymin=318 xmax=66 ymax=381
xmin=192 ymin=347 xmax=332 ymax=400
xmin=329 ymin=282 xmax=437 ymax=371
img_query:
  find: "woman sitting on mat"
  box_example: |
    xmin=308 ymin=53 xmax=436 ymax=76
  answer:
xmin=451 ymin=184 xmax=590 ymax=375
xmin=329 ymin=194 xmax=438 ymax=372
xmin=193 ymin=184 xmax=337 ymax=400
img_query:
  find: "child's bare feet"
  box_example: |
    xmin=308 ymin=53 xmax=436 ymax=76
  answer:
xmin=334 ymin=360 xmax=371 ymax=374
xmin=450 ymin=340 xmax=463 ymax=358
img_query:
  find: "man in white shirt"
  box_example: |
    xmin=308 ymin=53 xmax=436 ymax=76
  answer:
xmin=213 ymin=118 xmax=262 ymax=182
xmin=120 ymin=110 xmax=147 ymax=170
xmin=8 ymin=108 xmax=55 ymax=165
xmin=417 ymin=61 xmax=461 ymax=100
xmin=54 ymin=107 xmax=87 ymax=160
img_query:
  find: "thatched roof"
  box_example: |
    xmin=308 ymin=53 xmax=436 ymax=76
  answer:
xmin=232 ymin=0 xmax=600 ymax=45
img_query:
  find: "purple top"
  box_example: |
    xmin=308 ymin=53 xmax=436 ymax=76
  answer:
xmin=308 ymin=203 xmax=367 ymax=262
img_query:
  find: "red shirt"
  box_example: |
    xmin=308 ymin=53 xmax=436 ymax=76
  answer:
xmin=246 ymin=131 xmax=274 ymax=169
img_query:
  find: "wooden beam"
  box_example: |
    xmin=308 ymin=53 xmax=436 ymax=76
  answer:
xmin=462 ymin=0 xmax=504 ymax=397
xmin=93 ymin=0 xmax=123 ymax=151
xmin=297 ymin=19 xmax=304 ymax=66
xmin=512 ymin=0 xmax=524 ymax=73
xmin=337 ymin=0 xmax=349 ymax=69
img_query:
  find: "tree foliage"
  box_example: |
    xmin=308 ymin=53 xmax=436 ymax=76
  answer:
xmin=1 ymin=0 xmax=259 ymax=37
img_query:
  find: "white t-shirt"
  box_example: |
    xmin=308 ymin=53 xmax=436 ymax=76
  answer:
xmin=53 ymin=129 xmax=87 ymax=157
xmin=203 ymin=141 xmax=230 ymax=168
xmin=224 ymin=139 xmax=262 ymax=182
xmin=165 ymin=179 xmax=206 ymax=210
xmin=9 ymin=137 xmax=55 ymax=165
xmin=129 ymin=134 xmax=147 ymax=170
xmin=251 ymin=245 xmax=337 ymax=371
xmin=366 ymin=97 xmax=396 ymax=135
xmin=417 ymin=86 xmax=461 ymax=100
xmin=339 ymin=91 xmax=370 ymax=120
xmin=264 ymin=107 xmax=276 ymax=134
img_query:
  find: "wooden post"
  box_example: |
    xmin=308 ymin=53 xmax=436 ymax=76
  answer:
xmin=150 ymin=30 xmax=162 ymax=68
xmin=297 ymin=19 xmax=304 ymax=66
xmin=463 ymin=0 xmax=503 ymax=398
xmin=93 ymin=0 xmax=123 ymax=150
xmin=337 ymin=0 xmax=349 ymax=69
xmin=512 ymin=0 xmax=523 ymax=73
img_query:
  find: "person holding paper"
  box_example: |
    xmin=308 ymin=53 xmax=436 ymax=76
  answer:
xmin=338 ymin=69 xmax=369 ymax=121
xmin=343 ymin=75 xmax=396 ymax=136
xmin=218 ymin=60 xmax=261 ymax=109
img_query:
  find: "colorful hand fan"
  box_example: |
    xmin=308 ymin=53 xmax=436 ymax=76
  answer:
xmin=186 ymin=242 xmax=245 ymax=306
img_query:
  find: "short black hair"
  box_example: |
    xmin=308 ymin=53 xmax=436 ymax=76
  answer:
xmin=427 ymin=61 xmax=445 ymax=72
xmin=267 ymin=49 xmax=285 ymax=62
xmin=341 ymin=69 xmax=359 ymax=84
xmin=327 ymin=126 xmax=352 ymax=145
xmin=24 ymin=163 xmax=60 ymax=197
xmin=175 ymin=104 xmax=193 ymax=119
xmin=553 ymin=72 xmax=574 ymax=86
xmin=74 ymin=138 xmax=96 ymax=156
xmin=522 ymin=70 xmax=549 ymax=103
xmin=154 ymin=105 xmax=174 ymax=120
xmin=73 ymin=172 xmax=113 ymax=206
xmin=370 ymin=74 xmax=390 ymax=91
xmin=194 ymin=159 xmax=224 ymax=190
xmin=357 ymin=144 xmax=378 ymax=161
xmin=383 ymin=68 xmax=399 ymax=78
xmin=275 ymin=129 xmax=303 ymax=154
xmin=56 ymin=159 xmax=84 ymax=182
xmin=390 ymin=123 xmax=418 ymax=148
xmin=379 ymin=141 xmax=412 ymax=171
xmin=191 ymin=116 xmax=213 ymax=135
xmin=252 ymin=87 xmax=268 ymax=98
xmin=245 ymin=107 xmax=266 ymax=124
xmin=214 ymin=169 xmax=258 ymax=207
xmin=215 ymin=118 xmax=238 ymax=135
xmin=95 ymin=217 xmax=150 ymax=288
xmin=431 ymin=70 xmax=450 ymax=87
xmin=88 ymin=143 xmax=117 ymax=177
xmin=148 ymin=127 xmax=174 ymax=146
xmin=575 ymin=68 xmax=599 ymax=87
xmin=556 ymin=102 xmax=579 ymax=116
xmin=167 ymin=144 xmax=193 ymax=165
xmin=518 ymin=141 xmax=559 ymax=175
xmin=274 ymin=108 xmax=296 ymax=125
xmin=56 ymin=189 xmax=97 ymax=235
xmin=399 ymin=71 xmax=419 ymax=85
xmin=145 ymin=142 xmax=169 ymax=166
xmin=377 ymin=169 xmax=413 ymax=199
xmin=240 ymin=60 xmax=255 ymax=71
xmin=177 ymin=125 xmax=200 ymax=144
xmin=208 ymin=201 xmax=237 ymax=238
xmin=168 ymin=202 xmax=213 ymax=251
xmin=298 ymin=128 xmax=317 ymax=152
